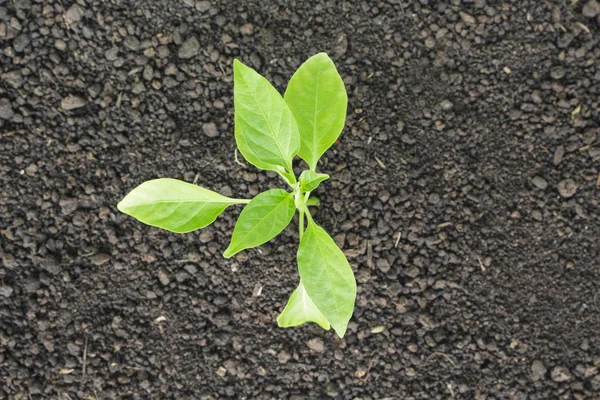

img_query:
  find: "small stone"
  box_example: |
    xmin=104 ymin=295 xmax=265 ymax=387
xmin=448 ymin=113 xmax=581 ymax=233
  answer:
xmin=582 ymin=0 xmax=600 ymax=18
xmin=131 ymin=81 xmax=145 ymax=94
xmin=61 ymin=95 xmax=86 ymax=111
xmin=202 ymin=122 xmax=219 ymax=138
xmin=376 ymin=258 xmax=390 ymax=273
xmin=553 ymin=146 xmax=565 ymax=165
xmin=551 ymin=66 xmax=565 ymax=80
xmin=0 ymin=285 xmax=14 ymax=298
xmin=199 ymin=230 xmax=214 ymax=243
xmin=531 ymin=176 xmax=548 ymax=190
xmin=531 ymin=360 xmax=547 ymax=381
xmin=55 ymin=39 xmax=67 ymax=51
xmin=195 ymin=0 xmax=211 ymax=12
xmin=307 ymin=338 xmax=325 ymax=353
xmin=460 ymin=12 xmax=476 ymax=25
xmin=25 ymin=164 xmax=38 ymax=176
xmin=105 ymin=47 xmax=119 ymax=61
xmin=531 ymin=90 xmax=542 ymax=104
xmin=405 ymin=266 xmax=420 ymax=278
xmin=557 ymin=179 xmax=578 ymax=198
xmin=178 ymin=36 xmax=200 ymax=59
xmin=124 ymin=36 xmax=140 ymax=51
xmin=551 ymin=366 xmax=572 ymax=382
xmin=333 ymin=33 xmax=348 ymax=56
xmin=0 ymin=98 xmax=14 ymax=120
xmin=239 ymin=23 xmax=254 ymax=35
xmin=90 ymin=254 xmax=110 ymax=266
xmin=65 ymin=4 xmax=85 ymax=25
xmin=401 ymin=134 xmax=416 ymax=144
xmin=2 ymin=71 xmax=24 ymax=88
xmin=13 ymin=34 xmax=30 ymax=52
xmin=277 ymin=350 xmax=291 ymax=364
xmin=157 ymin=268 xmax=170 ymax=286
xmin=440 ymin=99 xmax=454 ymax=111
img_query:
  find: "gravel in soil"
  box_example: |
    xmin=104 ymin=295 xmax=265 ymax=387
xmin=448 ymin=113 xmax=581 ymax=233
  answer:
xmin=1 ymin=0 xmax=600 ymax=399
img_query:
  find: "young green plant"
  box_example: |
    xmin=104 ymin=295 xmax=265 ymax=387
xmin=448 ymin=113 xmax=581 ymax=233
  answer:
xmin=117 ymin=53 xmax=355 ymax=338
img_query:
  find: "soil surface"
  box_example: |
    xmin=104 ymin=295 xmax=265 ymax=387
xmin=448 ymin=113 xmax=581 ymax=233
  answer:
xmin=1 ymin=0 xmax=600 ymax=399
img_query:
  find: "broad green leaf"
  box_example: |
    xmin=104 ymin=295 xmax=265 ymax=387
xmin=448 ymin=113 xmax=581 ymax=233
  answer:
xmin=284 ymin=53 xmax=347 ymax=171
xmin=299 ymin=170 xmax=329 ymax=192
xmin=277 ymin=280 xmax=331 ymax=330
xmin=117 ymin=178 xmax=239 ymax=234
xmin=223 ymin=189 xmax=295 ymax=258
xmin=233 ymin=59 xmax=300 ymax=174
xmin=297 ymin=221 xmax=356 ymax=337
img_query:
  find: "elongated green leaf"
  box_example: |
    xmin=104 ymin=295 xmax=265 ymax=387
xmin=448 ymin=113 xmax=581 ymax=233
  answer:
xmin=297 ymin=221 xmax=356 ymax=337
xmin=234 ymin=59 xmax=300 ymax=174
xmin=299 ymin=170 xmax=329 ymax=192
xmin=284 ymin=53 xmax=347 ymax=171
xmin=223 ymin=189 xmax=295 ymax=258
xmin=117 ymin=178 xmax=239 ymax=233
xmin=277 ymin=280 xmax=331 ymax=330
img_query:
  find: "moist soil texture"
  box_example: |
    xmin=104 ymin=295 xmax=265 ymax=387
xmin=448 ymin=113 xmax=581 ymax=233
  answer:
xmin=1 ymin=0 xmax=600 ymax=399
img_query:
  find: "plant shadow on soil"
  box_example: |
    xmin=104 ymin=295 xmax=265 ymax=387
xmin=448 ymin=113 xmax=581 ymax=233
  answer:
xmin=1 ymin=0 xmax=599 ymax=399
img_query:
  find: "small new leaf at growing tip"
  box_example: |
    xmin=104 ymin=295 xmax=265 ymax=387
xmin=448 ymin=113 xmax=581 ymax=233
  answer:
xmin=297 ymin=221 xmax=356 ymax=338
xmin=299 ymin=170 xmax=329 ymax=192
xmin=117 ymin=178 xmax=240 ymax=233
xmin=284 ymin=53 xmax=348 ymax=171
xmin=223 ymin=189 xmax=295 ymax=258
xmin=233 ymin=59 xmax=300 ymax=175
xmin=277 ymin=280 xmax=331 ymax=330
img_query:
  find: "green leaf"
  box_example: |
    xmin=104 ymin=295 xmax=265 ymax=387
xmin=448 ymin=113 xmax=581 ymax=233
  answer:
xmin=297 ymin=221 xmax=356 ymax=337
xmin=284 ymin=53 xmax=347 ymax=171
xmin=277 ymin=280 xmax=331 ymax=330
xmin=299 ymin=170 xmax=329 ymax=192
xmin=233 ymin=59 xmax=300 ymax=175
xmin=223 ymin=189 xmax=295 ymax=258
xmin=117 ymin=178 xmax=239 ymax=234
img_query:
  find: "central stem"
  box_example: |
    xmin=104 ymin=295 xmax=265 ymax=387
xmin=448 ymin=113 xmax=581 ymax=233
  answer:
xmin=294 ymin=188 xmax=309 ymax=239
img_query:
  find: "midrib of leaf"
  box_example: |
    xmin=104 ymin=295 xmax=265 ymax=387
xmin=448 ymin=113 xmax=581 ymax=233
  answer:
xmin=130 ymin=199 xmax=237 ymax=206
xmin=309 ymin=225 xmax=342 ymax=326
xmin=240 ymin=74 xmax=291 ymax=171
xmin=299 ymin=283 xmax=312 ymax=316
xmin=311 ymin=70 xmax=321 ymax=169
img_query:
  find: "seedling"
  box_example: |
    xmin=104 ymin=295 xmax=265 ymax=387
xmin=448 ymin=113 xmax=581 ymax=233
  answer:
xmin=117 ymin=53 xmax=355 ymax=337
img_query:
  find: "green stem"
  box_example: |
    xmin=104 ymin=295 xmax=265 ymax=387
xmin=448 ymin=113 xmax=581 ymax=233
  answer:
xmin=232 ymin=199 xmax=251 ymax=204
xmin=306 ymin=197 xmax=320 ymax=207
xmin=299 ymin=208 xmax=305 ymax=240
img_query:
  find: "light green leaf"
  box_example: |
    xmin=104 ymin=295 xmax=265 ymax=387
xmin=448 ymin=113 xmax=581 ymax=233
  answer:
xmin=277 ymin=280 xmax=331 ymax=330
xmin=297 ymin=221 xmax=356 ymax=337
xmin=234 ymin=59 xmax=300 ymax=175
xmin=299 ymin=170 xmax=329 ymax=192
xmin=223 ymin=189 xmax=295 ymax=258
xmin=117 ymin=178 xmax=240 ymax=233
xmin=284 ymin=53 xmax=347 ymax=171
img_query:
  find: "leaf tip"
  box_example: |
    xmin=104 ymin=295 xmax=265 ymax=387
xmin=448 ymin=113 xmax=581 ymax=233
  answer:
xmin=116 ymin=198 xmax=129 ymax=215
xmin=334 ymin=325 xmax=348 ymax=339
xmin=222 ymin=247 xmax=236 ymax=259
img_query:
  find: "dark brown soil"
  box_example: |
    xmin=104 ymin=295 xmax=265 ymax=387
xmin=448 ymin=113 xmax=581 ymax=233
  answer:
xmin=1 ymin=0 xmax=600 ymax=399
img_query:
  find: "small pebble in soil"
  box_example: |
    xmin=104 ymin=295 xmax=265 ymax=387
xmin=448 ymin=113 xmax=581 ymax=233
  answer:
xmin=582 ymin=0 xmax=600 ymax=17
xmin=178 ymin=36 xmax=200 ymax=59
xmin=531 ymin=176 xmax=548 ymax=190
xmin=531 ymin=360 xmax=547 ymax=381
xmin=61 ymin=95 xmax=86 ymax=111
xmin=203 ymin=122 xmax=220 ymax=137
xmin=307 ymin=338 xmax=325 ymax=353
xmin=0 ymin=98 xmax=14 ymax=120
xmin=551 ymin=366 xmax=572 ymax=382
xmin=557 ymin=179 xmax=578 ymax=198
